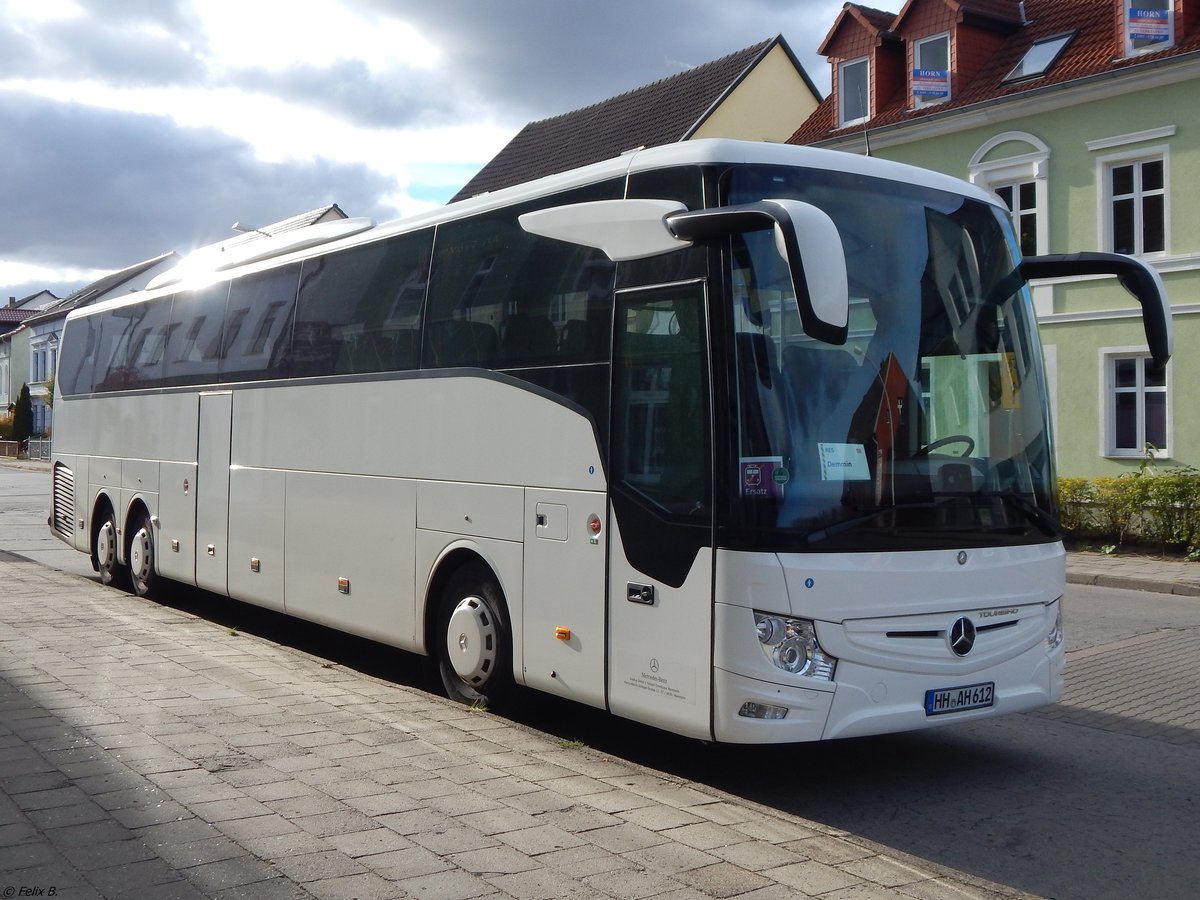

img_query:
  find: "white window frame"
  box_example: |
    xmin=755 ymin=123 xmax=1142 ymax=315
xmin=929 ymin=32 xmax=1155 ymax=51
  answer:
xmin=1096 ymin=145 xmax=1169 ymax=258
xmin=968 ymin=132 xmax=1051 ymax=312
xmin=1100 ymin=347 xmax=1170 ymax=459
xmin=838 ymin=56 xmax=870 ymax=127
xmin=993 ymin=179 xmax=1039 ymax=258
xmin=913 ymin=32 xmax=951 ymax=108
xmin=1124 ymin=0 xmax=1174 ymax=57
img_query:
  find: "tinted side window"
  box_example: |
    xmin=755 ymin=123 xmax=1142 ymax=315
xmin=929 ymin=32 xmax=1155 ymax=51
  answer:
xmin=294 ymin=231 xmax=432 ymax=377
xmin=81 ymin=297 xmax=172 ymax=392
xmin=162 ymin=283 xmax=229 ymax=386
xmin=423 ymin=180 xmax=620 ymax=371
xmin=58 ymin=315 xmax=101 ymax=395
xmin=221 ymin=264 xmax=300 ymax=382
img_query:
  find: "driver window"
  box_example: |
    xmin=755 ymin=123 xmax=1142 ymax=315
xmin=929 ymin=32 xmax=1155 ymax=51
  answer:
xmin=613 ymin=286 xmax=711 ymax=517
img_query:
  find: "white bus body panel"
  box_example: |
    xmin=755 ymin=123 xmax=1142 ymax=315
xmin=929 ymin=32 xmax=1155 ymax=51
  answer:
xmin=521 ymin=487 xmax=607 ymax=708
xmin=228 ymin=467 xmax=285 ymax=612
xmin=157 ymin=460 xmax=197 ymax=582
xmin=712 ymin=545 xmax=1066 ymax=743
xmin=287 ymin=471 xmax=418 ymax=645
xmin=196 ymin=393 xmax=232 ymax=596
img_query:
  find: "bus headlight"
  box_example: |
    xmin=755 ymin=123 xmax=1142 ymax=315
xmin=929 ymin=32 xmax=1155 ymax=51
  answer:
xmin=753 ymin=613 xmax=836 ymax=681
xmin=1047 ymin=604 xmax=1064 ymax=651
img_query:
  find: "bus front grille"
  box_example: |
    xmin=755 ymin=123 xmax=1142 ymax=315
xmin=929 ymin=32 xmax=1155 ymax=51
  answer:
xmin=52 ymin=463 xmax=75 ymax=539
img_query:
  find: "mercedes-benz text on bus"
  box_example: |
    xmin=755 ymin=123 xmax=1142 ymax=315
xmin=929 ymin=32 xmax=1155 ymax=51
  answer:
xmin=49 ymin=140 xmax=1171 ymax=743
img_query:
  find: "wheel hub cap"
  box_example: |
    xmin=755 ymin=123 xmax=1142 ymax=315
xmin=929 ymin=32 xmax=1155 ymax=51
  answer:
xmin=97 ymin=522 xmax=116 ymax=568
xmin=446 ymin=596 xmax=497 ymax=685
xmin=130 ymin=528 xmax=152 ymax=582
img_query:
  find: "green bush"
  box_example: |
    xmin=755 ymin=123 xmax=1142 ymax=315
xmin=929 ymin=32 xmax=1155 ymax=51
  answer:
xmin=1058 ymin=466 xmax=1200 ymax=553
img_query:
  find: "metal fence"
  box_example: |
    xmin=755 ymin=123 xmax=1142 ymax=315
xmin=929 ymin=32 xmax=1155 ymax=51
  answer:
xmin=0 ymin=439 xmax=51 ymax=460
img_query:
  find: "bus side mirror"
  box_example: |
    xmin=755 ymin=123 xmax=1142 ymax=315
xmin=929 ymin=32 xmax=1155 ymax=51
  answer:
xmin=665 ymin=200 xmax=849 ymax=346
xmin=1020 ymin=252 xmax=1172 ymax=368
xmin=519 ymin=197 xmax=849 ymax=346
xmin=518 ymin=199 xmax=691 ymax=261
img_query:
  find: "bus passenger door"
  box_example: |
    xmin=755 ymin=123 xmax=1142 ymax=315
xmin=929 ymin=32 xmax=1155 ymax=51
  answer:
xmin=196 ymin=391 xmax=232 ymax=595
xmin=606 ymin=282 xmax=715 ymax=741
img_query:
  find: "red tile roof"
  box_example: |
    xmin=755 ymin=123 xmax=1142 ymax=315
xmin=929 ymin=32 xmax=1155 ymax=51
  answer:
xmin=791 ymin=0 xmax=1200 ymax=145
xmin=819 ymin=4 xmax=900 ymax=55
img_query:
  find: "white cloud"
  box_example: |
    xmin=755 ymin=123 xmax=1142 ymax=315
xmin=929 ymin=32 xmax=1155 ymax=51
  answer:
xmin=0 ymin=258 xmax=106 ymax=290
xmin=3 ymin=0 xmax=83 ymax=23
xmin=192 ymin=1 xmax=441 ymax=74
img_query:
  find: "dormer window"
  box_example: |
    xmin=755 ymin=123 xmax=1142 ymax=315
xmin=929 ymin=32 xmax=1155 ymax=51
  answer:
xmin=1004 ymin=32 xmax=1076 ymax=83
xmin=1125 ymin=0 xmax=1174 ymax=56
xmin=839 ymin=57 xmax=870 ymax=126
xmin=913 ymin=33 xmax=950 ymax=107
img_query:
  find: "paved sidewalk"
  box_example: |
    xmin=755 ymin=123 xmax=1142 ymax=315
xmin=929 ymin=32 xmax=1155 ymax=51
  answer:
xmin=1065 ymin=551 xmax=1200 ymax=597
xmin=0 ymin=555 xmax=1029 ymax=900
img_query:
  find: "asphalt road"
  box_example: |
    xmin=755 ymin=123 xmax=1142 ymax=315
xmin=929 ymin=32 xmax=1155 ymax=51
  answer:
xmin=3 ymin=463 xmax=1198 ymax=899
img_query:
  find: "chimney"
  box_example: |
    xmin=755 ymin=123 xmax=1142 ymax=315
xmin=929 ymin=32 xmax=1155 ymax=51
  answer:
xmin=7 ymin=297 xmax=14 ymax=307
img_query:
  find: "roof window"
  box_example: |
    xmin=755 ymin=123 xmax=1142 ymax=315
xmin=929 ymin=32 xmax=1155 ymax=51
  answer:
xmin=1003 ymin=32 xmax=1075 ymax=83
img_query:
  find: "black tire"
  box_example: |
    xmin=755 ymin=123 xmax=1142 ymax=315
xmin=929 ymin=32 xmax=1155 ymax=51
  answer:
xmin=127 ymin=512 xmax=158 ymax=598
xmin=92 ymin=504 xmax=128 ymax=589
xmin=436 ymin=565 xmax=514 ymax=709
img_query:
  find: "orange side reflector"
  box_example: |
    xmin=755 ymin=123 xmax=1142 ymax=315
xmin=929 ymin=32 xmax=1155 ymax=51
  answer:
xmin=555 ymin=626 xmax=571 ymax=641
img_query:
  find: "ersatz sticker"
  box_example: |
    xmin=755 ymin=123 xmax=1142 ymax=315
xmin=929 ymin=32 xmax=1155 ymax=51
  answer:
xmin=740 ymin=457 xmax=787 ymax=498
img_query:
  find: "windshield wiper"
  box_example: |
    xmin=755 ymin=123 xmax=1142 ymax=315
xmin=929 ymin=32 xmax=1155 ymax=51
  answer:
xmin=804 ymin=498 xmax=954 ymax=545
xmin=804 ymin=491 xmax=1061 ymax=545
xmin=977 ymin=490 xmax=1063 ymax=539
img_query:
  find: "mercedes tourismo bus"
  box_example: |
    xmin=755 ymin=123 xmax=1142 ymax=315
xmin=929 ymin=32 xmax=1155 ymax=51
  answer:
xmin=49 ymin=140 xmax=1171 ymax=743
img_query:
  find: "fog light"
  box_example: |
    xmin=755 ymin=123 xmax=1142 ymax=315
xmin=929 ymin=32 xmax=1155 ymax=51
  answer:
xmin=738 ymin=701 xmax=788 ymax=720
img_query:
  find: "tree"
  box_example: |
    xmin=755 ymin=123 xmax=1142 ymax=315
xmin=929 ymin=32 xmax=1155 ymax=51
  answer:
xmin=43 ymin=371 xmax=55 ymax=410
xmin=12 ymin=383 xmax=33 ymax=448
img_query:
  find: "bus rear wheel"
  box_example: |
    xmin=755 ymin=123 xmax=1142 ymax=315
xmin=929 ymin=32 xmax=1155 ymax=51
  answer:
xmin=436 ymin=566 xmax=513 ymax=709
xmin=128 ymin=512 xmax=158 ymax=598
xmin=92 ymin=505 xmax=128 ymax=589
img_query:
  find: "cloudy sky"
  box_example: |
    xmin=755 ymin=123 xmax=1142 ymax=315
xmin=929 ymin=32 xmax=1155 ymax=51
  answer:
xmin=0 ymin=0 xmax=847 ymax=302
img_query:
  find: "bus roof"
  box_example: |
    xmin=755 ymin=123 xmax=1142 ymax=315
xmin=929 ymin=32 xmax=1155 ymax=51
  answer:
xmin=75 ymin=139 xmax=996 ymax=319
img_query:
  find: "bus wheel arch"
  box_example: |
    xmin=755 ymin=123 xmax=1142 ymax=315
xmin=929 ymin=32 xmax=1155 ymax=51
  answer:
xmin=124 ymin=501 xmax=158 ymax=598
xmin=426 ymin=550 xmax=515 ymax=709
xmin=90 ymin=494 xmax=127 ymax=588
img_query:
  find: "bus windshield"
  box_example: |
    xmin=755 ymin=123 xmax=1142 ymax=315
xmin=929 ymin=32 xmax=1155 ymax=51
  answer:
xmin=723 ymin=164 xmax=1057 ymax=552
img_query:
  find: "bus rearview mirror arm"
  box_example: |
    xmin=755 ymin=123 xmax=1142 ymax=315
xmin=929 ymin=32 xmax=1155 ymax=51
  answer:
xmin=665 ymin=200 xmax=849 ymax=346
xmin=1020 ymin=252 xmax=1172 ymax=369
xmin=519 ymin=198 xmax=849 ymax=346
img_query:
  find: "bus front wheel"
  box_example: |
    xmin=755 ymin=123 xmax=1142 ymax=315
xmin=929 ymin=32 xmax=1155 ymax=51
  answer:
xmin=92 ymin=505 xmax=127 ymax=589
xmin=436 ymin=566 xmax=513 ymax=709
xmin=128 ymin=512 xmax=158 ymax=598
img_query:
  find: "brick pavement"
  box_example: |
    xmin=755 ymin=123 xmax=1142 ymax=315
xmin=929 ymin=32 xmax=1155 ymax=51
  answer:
xmin=0 ymin=554 xmax=1029 ymax=899
xmin=1032 ymin=626 xmax=1200 ymax=746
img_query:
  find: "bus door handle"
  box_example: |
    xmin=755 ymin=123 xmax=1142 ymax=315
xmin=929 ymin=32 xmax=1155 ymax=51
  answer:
xmin=627 ymin=583 xmax=655 ymax=605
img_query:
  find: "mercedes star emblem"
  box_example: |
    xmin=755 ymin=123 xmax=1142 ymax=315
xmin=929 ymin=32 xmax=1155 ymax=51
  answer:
xmin=949 ymin=616 xmax=977 ymax=656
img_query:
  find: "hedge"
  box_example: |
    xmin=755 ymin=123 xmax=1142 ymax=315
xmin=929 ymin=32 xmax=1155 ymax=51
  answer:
xmin=1058 ymin=467 xmax=1200 ymax=553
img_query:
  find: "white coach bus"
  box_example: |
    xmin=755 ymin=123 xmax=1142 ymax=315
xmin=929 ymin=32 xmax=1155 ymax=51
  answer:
xmin=49 ymin=140 xmax=1171 ymax=743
